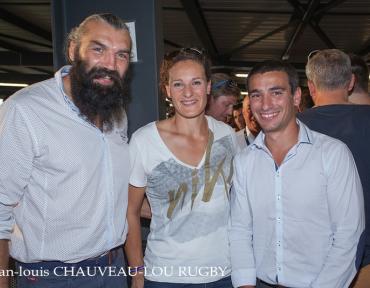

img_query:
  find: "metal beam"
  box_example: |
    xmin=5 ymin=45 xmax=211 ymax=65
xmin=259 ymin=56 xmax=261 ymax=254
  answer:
xmin=313 ymin=0 xmax=348 ymax=17
xmin=0 ymin=38 xmax=32 ymax=53
xmin=213 ymin=60 xmax=307 ymax=71
xmin=0 ymin=2 xmax=49 ymax=5
xmin=0 ymin=51 xmax=53 ymax=66
xmin=286 ymin=0 xmax=336 ymax=50
xmin=28 ymin=66 xmax=54 ymax=75
xmin=0 ymin=33 xmax=52 ymax=49
xmin=180 ymin=0 xmax=218 ymax=58
xmin=0 ymin=73 xmax=50 ymax=84
xmin=163 ymin=6 xmax=293 ymax=15
xmin=282 ymin=0 xmax=320 ymax=60
xmin=0 ymin=7 xmax=52 ymax=42
xmin=223 ymin=21 xmax=298 ymax=58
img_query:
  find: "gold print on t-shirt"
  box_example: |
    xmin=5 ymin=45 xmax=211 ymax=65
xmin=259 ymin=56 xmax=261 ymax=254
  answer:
xmin=167 ymin=183 xmax=188 ymax=218
xmin=166 ymin=131 xmax=233 ymax=219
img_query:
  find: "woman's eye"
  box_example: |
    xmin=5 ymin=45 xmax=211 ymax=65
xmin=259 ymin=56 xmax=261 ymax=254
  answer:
xmin=173 ymin=82 xmax=183 ymax=88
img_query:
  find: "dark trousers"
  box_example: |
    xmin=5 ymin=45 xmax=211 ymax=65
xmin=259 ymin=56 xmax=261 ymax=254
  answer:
xmin=15 ymin=247 xmax=128 ymax=288
xmin=144 ymin=276 xmax=233 ymax=288
xmin=256 ymin=278 xmax=288 ymax=288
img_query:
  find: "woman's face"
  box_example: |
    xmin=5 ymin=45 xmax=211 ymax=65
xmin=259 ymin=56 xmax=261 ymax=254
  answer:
xmin=165 ymin=60 xmax=210 ymax=119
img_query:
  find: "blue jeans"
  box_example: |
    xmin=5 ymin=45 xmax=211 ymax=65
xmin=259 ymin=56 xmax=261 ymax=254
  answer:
xmin=15 ymin=248 xmax=128 ymax=288
xmin=144 ymin=276 xmax=232 ymax=288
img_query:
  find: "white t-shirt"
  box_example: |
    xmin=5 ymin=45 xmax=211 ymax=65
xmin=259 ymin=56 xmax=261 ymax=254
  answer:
xmin=129 ymin=116 xmax=238 ymax=283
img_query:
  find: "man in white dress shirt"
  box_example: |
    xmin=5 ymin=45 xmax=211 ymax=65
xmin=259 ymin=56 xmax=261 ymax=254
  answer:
xmin=230 ymin=60 xmax=365 ymax=288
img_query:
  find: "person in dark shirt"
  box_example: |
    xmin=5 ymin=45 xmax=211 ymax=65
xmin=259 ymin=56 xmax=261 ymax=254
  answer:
xmin=298 ymin=49 xmax=370 ymax=288
xmin=349 ymin=53 xmax=370 ymax=105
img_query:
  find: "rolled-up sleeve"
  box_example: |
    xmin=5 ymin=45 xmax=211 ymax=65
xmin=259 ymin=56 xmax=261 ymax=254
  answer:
xmin=0 ymin=100 xmax=35 ymax=240
xmin=229 ymin=152 xmax=256 ymax=287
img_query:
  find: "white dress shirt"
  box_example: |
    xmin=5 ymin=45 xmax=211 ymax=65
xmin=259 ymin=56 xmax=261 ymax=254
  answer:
xmin=230 ymin=120 xmax=365 ymax=288
xmin=235 ymin=128 xmax=256 ymax=150
xmin=0 ymin=66 xmax=129 ymax=263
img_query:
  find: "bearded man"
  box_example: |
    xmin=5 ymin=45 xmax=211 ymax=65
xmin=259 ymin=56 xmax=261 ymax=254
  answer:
xmin=0 ymin=13 xmax=131 ymax=288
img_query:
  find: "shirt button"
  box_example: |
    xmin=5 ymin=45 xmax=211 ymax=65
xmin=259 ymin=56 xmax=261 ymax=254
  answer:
xmin=277 ymin=195 xmax=281 ymax=200
xmin=277 ymin=217 xmax=281 ymax=221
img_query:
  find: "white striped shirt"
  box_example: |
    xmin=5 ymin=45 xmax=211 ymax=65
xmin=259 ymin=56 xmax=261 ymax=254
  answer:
xmin=0 ymin=66 xmax=129 ymax=263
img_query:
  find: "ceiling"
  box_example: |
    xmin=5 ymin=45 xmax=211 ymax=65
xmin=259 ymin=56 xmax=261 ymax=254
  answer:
xmin=0 ymin=0 xmax=369 ymax=98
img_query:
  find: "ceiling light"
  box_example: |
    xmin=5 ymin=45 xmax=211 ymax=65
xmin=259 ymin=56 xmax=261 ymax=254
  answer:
xmin=241 ymin=91 xmax=248 ymax=95
xmin=0 ymin=83 xmax=29 ymax=87
xmin=235 ymin=73 xmax=248 ymax=78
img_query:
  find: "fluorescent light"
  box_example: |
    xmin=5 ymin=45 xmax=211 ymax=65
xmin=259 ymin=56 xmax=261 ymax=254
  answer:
xmin=0 ymin=83 xmax=28 ymax=87
xmin=241 ymin=91 xmax=248 ymax=95
xmin=235 ymin=73 xmax=248 ymax=78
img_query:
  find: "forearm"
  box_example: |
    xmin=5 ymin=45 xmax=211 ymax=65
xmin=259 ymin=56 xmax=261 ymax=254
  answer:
xmin=124 ymin=213 xmax=144 ymax=267
xmin=124 ymin=211 xmax=145 ymax=288
xmin=0 ymin=239 xmax=9 ymax=288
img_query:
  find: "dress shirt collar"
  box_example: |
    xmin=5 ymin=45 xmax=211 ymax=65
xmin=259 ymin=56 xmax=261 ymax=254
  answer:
xmin=251 ymin=119 xmax=313 ymax=152
xmin=55 ymin=65 xmax=81 ymax=115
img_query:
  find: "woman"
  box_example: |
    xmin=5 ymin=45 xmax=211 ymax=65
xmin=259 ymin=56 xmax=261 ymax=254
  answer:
xmin=125 ymin=48 xmax=238 ymax=288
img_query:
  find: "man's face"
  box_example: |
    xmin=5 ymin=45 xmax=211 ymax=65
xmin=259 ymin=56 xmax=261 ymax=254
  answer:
xmin=70 ymin=20 xmax=131 ymax=83
xmin=68 ymin=20 xmax=131 ymax=129
xmin=248 ymin=71 xmax=300 ymax=135
xmin=233 ymin=107 xmax=245 ymax=130
xmin=242 ymin=96 xmax=261 ymax=136
xmin=207 ymin=95 xmax=237 ymax=122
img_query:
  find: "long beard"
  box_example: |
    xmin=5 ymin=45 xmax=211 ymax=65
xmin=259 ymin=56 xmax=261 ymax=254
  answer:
xmin=69 ymin=60 xmax=129 ymax=131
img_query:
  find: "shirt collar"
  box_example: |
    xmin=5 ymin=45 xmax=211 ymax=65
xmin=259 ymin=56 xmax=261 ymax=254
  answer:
xmin=251 ymin=118 xmax=313 ymax=151
xmin=55 ymin=65 xmax=81 ymax=114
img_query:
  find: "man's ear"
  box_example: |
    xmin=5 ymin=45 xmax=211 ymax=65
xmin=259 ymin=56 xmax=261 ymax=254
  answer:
xmin=68 ymin=41 xmax=77 ymax=63
xmin=348 ymin=73 xmax=355 ymax=92
xmin=293 ymin=87 xmax=302 ymax=107
xmin=307 ymin=80 xmax=317 ymax=99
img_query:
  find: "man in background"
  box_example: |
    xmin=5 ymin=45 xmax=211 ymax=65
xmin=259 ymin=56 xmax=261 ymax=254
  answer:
xmin=298 ymin=49 xmax=370 ymax=288
xmin=206 ymin=73 xmax=239 ymax=123
xmin=233 ymin=102 xmax=246 ymax=131
xmin=349 ymin=54 xmax=370 ymax=105
xmin=235 ymin=95 xmax=261 ymax=149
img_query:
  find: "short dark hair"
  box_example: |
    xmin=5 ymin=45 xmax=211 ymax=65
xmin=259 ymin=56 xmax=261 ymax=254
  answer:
xmin=65 ymin=13 xmax=131 ymax=63
xmin=350 ymin=54 xmax=369 ymax=93
xmin=247 ymin=60 xmax=299 ymax=94
xmin=159 ymin=48 xmax=212 ymax=95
